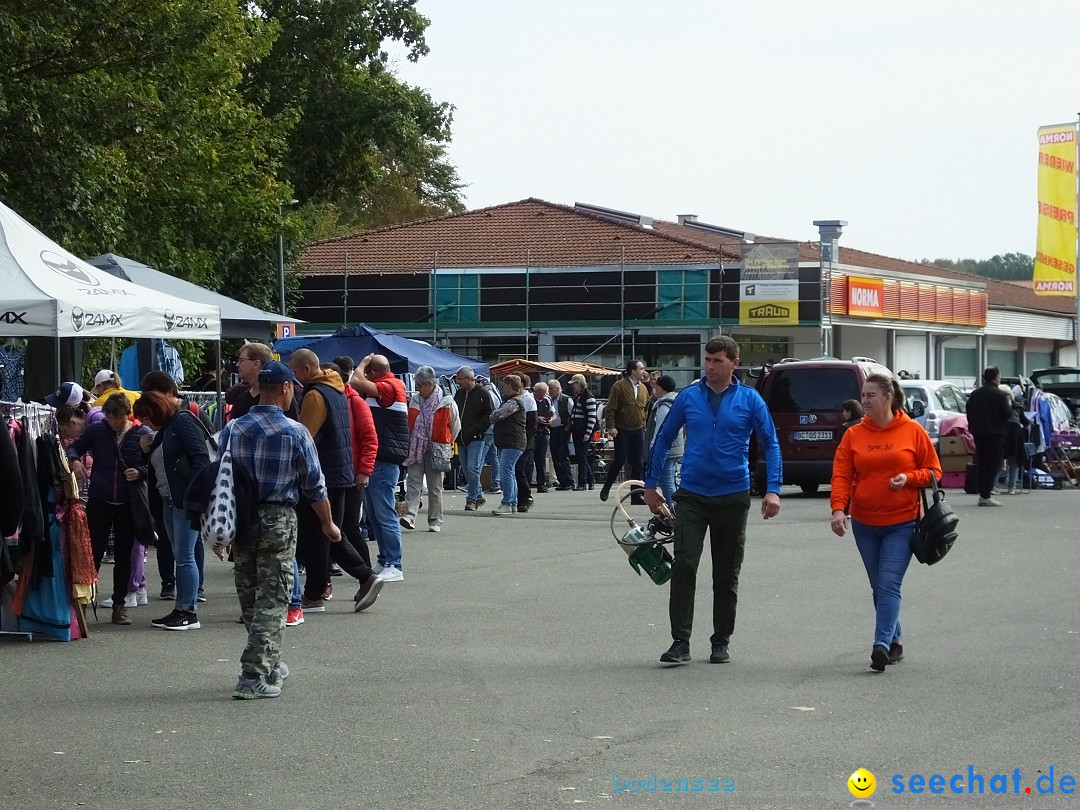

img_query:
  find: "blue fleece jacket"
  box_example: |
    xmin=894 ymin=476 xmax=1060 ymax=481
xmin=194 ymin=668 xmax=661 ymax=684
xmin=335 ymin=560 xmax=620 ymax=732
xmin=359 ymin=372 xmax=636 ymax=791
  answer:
xmin=644 ymin=377 xmax=782 ymax=496
xmin=66 ymin=420 xmax=150 ymax=503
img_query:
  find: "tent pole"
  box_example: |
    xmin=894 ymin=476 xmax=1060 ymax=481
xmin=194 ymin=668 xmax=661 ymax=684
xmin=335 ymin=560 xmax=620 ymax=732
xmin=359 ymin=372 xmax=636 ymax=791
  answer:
xmin=215 ymin=340 xmax=223 ymax=428
xmin=55 ymin=335 xmax=61 ymax=387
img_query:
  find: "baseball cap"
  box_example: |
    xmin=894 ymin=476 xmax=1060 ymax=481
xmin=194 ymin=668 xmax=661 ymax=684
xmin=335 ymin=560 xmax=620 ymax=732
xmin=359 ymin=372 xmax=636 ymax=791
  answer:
xmin=258 ymin=360 xmax=296 ymax=385
xmin=44 ymin=382 xmax=86 ymax=408
xmin=94 ymin=369 xmax=116 ymax=386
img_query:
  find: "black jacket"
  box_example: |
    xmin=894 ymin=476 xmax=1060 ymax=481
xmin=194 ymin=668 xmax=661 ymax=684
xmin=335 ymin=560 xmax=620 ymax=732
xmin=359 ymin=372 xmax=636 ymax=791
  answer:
xmin=455 ymin=385 xmax=493 ymax=445
xmin=966 ymin=383 xmax=1013 ymax=436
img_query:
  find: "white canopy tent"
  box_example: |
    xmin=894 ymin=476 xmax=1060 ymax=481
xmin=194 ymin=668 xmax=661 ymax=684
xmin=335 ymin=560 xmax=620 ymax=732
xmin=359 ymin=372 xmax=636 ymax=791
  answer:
xmin=0 ymin=200 xmax=221 ymax=339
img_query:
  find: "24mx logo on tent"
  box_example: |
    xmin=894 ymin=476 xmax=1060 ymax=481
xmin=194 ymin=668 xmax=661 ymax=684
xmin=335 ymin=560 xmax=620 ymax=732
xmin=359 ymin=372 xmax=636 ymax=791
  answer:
xmin=0 ymin=311 xmax=28 ymax=324
xmin=71 ymin=307 xmax=123 ymax=332
xmin=163 ymin=310 xmax=208 ymax=331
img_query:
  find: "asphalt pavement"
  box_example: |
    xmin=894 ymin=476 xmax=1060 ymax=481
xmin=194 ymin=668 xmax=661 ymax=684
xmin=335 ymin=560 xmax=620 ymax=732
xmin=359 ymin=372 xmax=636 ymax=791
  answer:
xmin=2 ymin=483 xmax=1079 ymax=809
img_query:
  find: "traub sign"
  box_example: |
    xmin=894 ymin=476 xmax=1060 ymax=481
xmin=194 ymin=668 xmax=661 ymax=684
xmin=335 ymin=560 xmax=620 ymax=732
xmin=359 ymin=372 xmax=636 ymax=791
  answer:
xmin=847 ymin=277 xmax=884 ymax=317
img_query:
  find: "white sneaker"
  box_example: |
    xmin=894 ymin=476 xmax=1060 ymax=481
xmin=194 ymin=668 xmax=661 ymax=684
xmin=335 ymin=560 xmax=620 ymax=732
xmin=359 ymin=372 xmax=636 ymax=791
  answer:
xmin=378 ymin=566 xmax=404 ymax=583
xmin=1007 ymin=487 xmax=1017 ymax=495
xmin=372 ymin=563 xmax=385 ymax=575
xmin=99 ymin=593 xmax=138 ymax=608
xmin=135 ymin=587 xmax=148 ymax=606
xmin=124 ymin=592 xmax=138 ymax=608
xmin=977 ymin=497 xmax=1003 ymax=507
xmin=399 ymin=516 xmax=415 ymax=530
xmin=428 ymin=524 xmax=441 ymax=533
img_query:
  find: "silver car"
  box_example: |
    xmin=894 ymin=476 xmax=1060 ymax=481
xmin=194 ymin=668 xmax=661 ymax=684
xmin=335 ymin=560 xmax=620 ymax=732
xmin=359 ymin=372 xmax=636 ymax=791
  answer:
xmin=901 ymin=380 xmax=969 ymax=443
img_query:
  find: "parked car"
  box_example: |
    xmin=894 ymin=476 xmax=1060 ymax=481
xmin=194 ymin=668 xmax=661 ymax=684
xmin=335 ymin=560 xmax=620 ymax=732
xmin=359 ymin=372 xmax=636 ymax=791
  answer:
xmin=752 ymin=357 xmax=893 ymax=494
xmin=1030 ymin=367 xmax=1080 ymax=421
xmin=900 ymin=380 xmax=968 ymax=444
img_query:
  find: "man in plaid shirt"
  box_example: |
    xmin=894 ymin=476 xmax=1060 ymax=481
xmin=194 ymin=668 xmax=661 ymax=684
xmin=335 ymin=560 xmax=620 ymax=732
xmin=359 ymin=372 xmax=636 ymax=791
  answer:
xmin=217 ymin=360 xmax=341 ymax=700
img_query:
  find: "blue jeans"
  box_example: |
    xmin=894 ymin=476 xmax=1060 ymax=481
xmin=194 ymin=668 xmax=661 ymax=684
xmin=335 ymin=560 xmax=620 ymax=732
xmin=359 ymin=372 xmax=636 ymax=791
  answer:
xmin=365 ymin=460 xmax=403 ymax=570
xmin=483 ymin=431 xmax=499 ymax=489
xmin=461 ymin=439 xmax=486 ymax=503
xmin=290 ymin=558 xmax=302 ymax=610
xmin=497 ymin=448 xmax=523 ymax=506
xmin=658 ymin=456 xmax=680 ymax=506
xmin=1007 ymin=458 xmax=1021 ymax=489
xmin=162 ymin=499 xmax=199 ymax=612
xmin=852 ymin=519 xmax=915 ymax=649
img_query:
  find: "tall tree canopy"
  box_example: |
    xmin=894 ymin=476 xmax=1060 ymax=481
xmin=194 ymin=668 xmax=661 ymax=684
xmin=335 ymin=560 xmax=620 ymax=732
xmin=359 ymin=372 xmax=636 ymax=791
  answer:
xmin=0 ymin=0 xmax=463 ymax=319
xmin=923 ymin=253 xmax=1034 ymax=281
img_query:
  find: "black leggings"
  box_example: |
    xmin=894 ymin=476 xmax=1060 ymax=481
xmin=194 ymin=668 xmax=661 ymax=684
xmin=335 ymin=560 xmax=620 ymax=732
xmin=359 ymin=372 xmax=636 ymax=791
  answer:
xmin=87 ymin=498 xmax=135 ymax=604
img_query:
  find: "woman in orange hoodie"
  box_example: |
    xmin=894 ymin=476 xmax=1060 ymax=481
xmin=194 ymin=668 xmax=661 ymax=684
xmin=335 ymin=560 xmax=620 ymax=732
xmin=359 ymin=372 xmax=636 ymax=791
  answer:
xmin=830 ymin=373 xmax=941 ymax=672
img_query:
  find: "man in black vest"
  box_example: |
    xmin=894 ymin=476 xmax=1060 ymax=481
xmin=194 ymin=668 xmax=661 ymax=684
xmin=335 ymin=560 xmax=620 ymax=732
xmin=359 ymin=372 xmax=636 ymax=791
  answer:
xmin=289 ymin=350 xmax=382 ymax=613
xmin=547 ymin=379 xmax=575 ymax=490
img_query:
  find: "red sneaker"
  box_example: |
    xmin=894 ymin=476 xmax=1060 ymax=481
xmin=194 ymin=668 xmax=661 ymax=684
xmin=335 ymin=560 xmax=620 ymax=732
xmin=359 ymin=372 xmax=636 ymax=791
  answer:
xmin=322 ymin=583 xmax=333 ymax=601
xmin=286 ymin=607 xmax=304 ymax=627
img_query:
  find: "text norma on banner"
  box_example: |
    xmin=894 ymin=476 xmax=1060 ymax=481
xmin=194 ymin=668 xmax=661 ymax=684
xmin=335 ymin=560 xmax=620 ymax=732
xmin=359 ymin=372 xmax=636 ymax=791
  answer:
xmin=1034 ymin=123 xmax=1078 ymax=297
xmin=738 ymin=279 xmax=798 ymax=326
xmin=847 ymin=276 xmax=884 ymax=317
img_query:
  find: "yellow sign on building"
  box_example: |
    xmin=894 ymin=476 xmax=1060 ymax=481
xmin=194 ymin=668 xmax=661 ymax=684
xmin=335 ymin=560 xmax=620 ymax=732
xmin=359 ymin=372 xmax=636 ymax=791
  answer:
xmin=739 ymin=280 xmax=798 ymax=325
xmin=1034 ymin=123 xmax=1078 ymax=297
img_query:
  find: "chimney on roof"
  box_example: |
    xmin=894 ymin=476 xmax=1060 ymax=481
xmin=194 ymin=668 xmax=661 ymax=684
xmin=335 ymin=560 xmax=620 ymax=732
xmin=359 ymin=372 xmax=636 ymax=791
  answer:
xmin=677 ymin=214 xmax=698 ymax=225
xmin=812 ymin=219 xmax=848 ymax=264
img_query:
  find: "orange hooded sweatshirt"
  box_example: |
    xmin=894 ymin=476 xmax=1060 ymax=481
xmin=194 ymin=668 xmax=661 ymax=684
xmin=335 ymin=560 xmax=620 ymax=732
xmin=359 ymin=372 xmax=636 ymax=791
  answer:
xmin=830 ymin=410 xmax=942 ymax=526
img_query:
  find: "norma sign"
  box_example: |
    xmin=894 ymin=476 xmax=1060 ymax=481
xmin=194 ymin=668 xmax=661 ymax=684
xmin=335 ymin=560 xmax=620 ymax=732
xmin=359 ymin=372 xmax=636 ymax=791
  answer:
xmin=276 ymin=322 xmax=296 ymax=339
xmin=847 ymin=277 xmax=884 ymax=317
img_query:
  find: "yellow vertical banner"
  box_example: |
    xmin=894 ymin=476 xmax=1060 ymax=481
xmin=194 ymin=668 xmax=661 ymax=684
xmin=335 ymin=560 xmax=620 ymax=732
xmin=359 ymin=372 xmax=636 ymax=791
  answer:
xmin=1034 ymin=123 xmax=1078 ymax=296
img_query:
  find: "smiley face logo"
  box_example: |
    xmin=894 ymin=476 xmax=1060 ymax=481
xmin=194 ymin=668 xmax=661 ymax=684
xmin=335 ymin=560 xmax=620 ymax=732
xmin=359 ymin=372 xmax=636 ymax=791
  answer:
xmin=848 ymin=768 xmax=876 ymax=798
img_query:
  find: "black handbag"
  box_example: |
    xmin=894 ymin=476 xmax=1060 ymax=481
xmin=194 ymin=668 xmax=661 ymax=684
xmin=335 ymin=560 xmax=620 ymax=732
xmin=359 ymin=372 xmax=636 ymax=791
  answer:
xmin=912 ymin=474 xmax=959 ymax=565
xmin=129 ymin=480 xmax=157 ymax=547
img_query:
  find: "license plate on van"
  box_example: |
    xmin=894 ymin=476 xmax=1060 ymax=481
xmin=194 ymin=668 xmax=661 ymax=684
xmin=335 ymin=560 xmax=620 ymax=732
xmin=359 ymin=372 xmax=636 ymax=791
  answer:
xmin=793 ymin=430 xmax=833 ymax=442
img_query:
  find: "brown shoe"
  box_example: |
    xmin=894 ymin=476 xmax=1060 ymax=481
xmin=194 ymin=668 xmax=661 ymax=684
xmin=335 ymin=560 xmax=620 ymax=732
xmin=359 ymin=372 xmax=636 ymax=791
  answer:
xmin=353 ymin=573 xmax=385 ymax=613
xmin=111 ymin=605 xmax=131 ymax=625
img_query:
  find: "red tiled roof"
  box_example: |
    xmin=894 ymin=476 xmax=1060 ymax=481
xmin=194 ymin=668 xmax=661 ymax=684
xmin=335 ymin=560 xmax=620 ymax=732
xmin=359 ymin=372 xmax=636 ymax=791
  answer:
xmin=299 ymin=198 xmax=732 ymax=276
xmin=300 ymin=198 xmax=1075 ymax=317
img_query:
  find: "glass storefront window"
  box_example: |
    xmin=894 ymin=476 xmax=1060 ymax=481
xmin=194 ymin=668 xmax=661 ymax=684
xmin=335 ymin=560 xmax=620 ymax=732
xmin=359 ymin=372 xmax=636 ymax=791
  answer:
xmin=944 ymin=347 xmax=977 ymax=378
xmin=986 ymin=349 xmax=1017 ymax=377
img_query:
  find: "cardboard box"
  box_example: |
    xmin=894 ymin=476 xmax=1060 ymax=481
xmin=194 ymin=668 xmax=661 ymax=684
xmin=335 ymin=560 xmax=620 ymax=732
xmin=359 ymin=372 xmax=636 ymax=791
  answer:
xmin=939 ymin=453 xmax=970 ymax=473
xmin=937 ymin=436 xmax=968 ymax=457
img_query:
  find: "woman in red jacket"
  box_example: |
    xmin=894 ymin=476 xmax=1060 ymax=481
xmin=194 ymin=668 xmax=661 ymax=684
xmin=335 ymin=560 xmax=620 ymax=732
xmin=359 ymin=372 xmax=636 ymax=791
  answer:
xmin=830 ymin=373 xmax=941 ymax=672
xmin=402 ymin=366 xmax=461 ymax=532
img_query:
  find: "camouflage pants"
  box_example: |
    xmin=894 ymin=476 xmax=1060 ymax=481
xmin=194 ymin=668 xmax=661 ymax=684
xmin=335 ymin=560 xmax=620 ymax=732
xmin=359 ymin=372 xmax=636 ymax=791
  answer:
xmin=233 ymin=504 xmax=296 ymax=679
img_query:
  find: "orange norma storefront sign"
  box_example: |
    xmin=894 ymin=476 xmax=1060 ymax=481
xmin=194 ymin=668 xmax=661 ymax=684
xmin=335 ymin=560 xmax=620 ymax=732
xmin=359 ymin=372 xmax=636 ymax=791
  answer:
xmin=847 ymin=277 xmax=884 ymax=317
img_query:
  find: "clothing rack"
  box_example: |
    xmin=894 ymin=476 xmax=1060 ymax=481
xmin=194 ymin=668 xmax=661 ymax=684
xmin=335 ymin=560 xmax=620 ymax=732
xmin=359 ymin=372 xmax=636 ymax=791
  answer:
xmin=1 ymin=399 xmax=57 ymax=641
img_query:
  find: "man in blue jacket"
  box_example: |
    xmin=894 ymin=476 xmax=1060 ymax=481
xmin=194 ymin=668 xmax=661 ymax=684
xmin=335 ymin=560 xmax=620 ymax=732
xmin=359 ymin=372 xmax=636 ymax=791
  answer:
xmin=643 ymin=335 xmax=782 ymax=665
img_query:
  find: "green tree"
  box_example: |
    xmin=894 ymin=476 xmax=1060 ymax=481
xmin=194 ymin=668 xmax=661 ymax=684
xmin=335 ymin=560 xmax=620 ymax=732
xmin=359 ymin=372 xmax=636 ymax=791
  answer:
xmin=923 ymin=253 xmax=1034 ymax=281
xmin=246 ymin=0 xmax=465 ymax=232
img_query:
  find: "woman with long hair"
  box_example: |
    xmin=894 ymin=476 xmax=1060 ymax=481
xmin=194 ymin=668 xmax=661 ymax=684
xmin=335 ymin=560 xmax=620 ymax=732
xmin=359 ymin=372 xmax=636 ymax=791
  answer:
xmin=133 ymin=391 xmax=211 ymax=631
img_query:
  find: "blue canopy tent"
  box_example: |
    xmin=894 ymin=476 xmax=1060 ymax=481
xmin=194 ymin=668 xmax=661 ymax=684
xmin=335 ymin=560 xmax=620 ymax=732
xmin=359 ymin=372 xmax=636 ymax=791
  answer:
xmin=273 ymin=324 xmax=489 ymax=378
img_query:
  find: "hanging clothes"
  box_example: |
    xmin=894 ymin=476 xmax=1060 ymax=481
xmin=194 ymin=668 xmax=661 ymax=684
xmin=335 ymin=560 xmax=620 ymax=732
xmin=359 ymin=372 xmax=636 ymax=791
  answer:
xmin=0 ymin=426 xmax=22 ymax=537
xmin=15 ymin=420 xmax=51 ymax=583
xmin=14 ymin=511 xmax=72 ymax=641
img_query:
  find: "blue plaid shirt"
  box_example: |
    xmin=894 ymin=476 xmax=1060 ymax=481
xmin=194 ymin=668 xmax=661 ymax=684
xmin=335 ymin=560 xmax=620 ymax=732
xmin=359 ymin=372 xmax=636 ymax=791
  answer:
xmin=218 ymin=405 xmax=327 ymax=505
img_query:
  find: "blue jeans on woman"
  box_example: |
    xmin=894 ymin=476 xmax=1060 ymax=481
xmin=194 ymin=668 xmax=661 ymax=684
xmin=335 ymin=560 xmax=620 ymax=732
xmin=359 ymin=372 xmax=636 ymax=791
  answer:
xmin=851 ymin=519 xmax=915 ymax=649
xmin=162 ymin=498 xmax=200 ymax=612
xmin=497 ymin=447 xmax=523 ymax=506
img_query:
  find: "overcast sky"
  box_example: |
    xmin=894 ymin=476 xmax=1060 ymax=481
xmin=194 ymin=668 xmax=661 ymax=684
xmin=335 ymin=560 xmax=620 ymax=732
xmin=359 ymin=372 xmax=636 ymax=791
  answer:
xmin=391 ymin=1 xmax=1077 ymax=263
